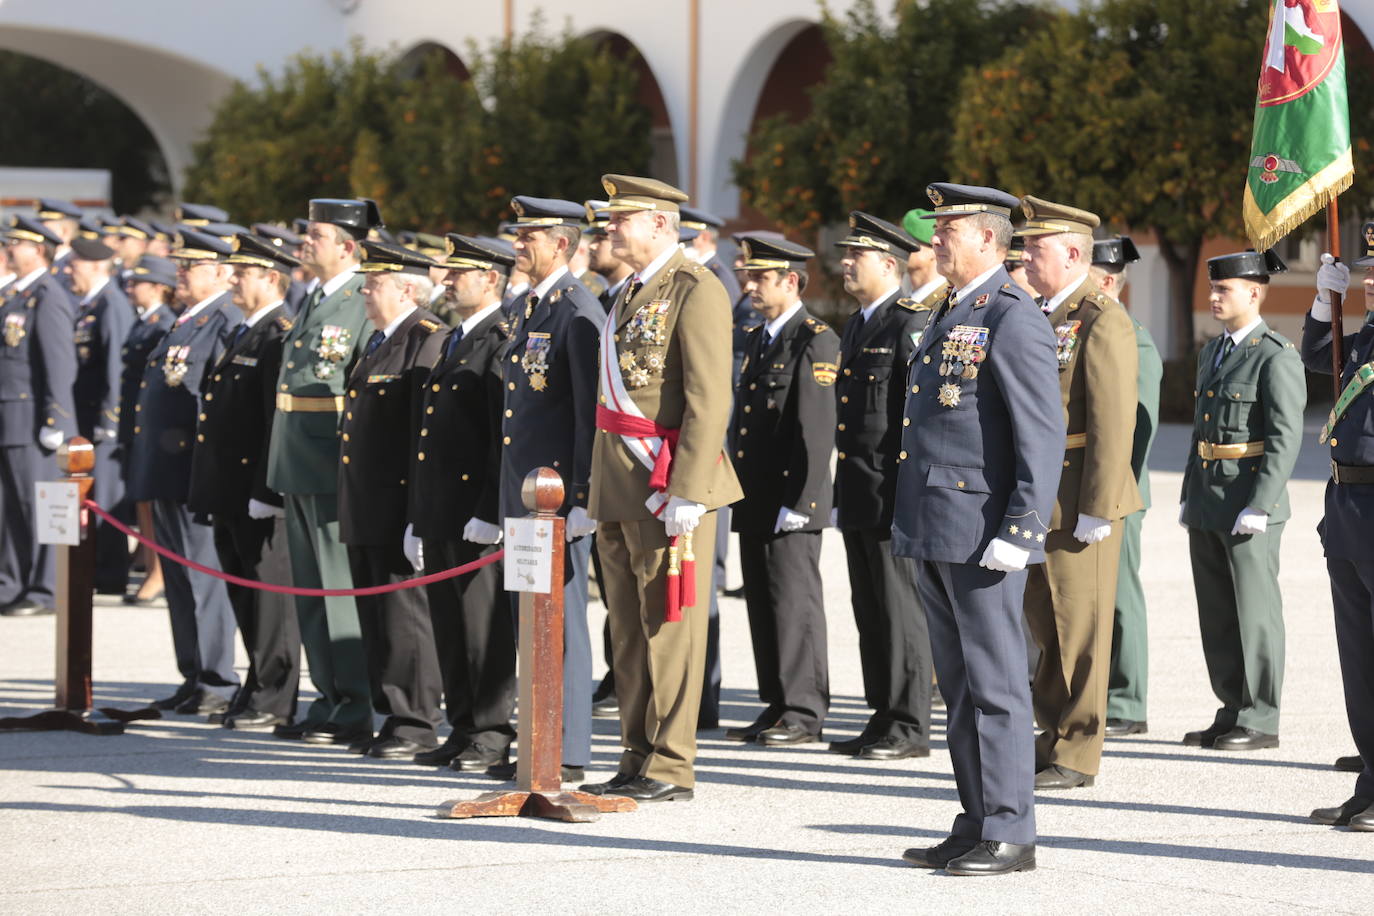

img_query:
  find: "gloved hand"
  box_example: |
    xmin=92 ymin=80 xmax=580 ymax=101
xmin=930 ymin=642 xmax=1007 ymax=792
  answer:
xmin=566 ymin=505 xmax=596 ymax=541
xmin=1232 ymin=507 xmax=1268 ymax=537
xmin=774 ymin=507 xmax=810 ymax=533
xmin=247 ymin=498 xmax=283 ymax=520
xmin=1072 ymin=514 xmax=1112 ymax=545
xmin=664 ymin=495 xmax=706 ymax=537
xmin=978 ymin=537 xmax=1031 ymax=573
xmin=92 ymin=427 xmax=118 ymax=443
xmin=1313 ymin=253 xmax=1350 ymax=322
xmin=1178 ymin=503 xmax=1187 ymax=529
xmin=829 ymin=507 xmax=839 ymax=528
xmin=403 ymin=523 xmax=424 ymax=572
xmin=37 ymin=428 xmax=63 ymax=451
xmin=463 ymin=517 xmax=503 ymax=545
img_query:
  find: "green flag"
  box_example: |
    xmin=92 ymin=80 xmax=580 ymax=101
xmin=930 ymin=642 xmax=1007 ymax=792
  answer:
xmin=1244 ymin=0 xmax=1353 ymax=250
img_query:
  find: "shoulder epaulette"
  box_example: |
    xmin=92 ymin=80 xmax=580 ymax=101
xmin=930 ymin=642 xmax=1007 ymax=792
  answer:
xmin=746 ymin=324 xmax=762 ymax=333
xmin=275 ymin=315 xmax=293 ymax=331
xmin=418 ymin=318 xmax=443 ymax=333
xmin=1085 ymin=290 xmax=1114 ymax=309
xmin=497 ymin=319 xmax=511 ymax=335
xmin=804 ymin=316 xmax=830 ymax=334
xmin=896 ymin=297 xmax=930 ymax=312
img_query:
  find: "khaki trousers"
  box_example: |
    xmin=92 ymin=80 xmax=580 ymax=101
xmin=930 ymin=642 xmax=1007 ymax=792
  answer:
xmin=1024 ymin=523 xmax=1122 ymax=775
xmin=598 ymin=512 xmax=716 ymax=788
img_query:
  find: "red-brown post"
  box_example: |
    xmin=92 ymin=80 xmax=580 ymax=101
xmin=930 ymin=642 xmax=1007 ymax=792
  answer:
xmin=517 ymin=466 xmax=565 ymax=793
xmin=54 ymin=437 xmax=96 ymax=712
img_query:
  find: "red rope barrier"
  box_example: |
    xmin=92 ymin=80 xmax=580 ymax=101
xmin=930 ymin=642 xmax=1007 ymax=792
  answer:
xmin=84 ymin=500 xmax=502 ymax=597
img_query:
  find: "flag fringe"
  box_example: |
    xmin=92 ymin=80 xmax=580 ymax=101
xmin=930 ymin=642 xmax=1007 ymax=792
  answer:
xmin=1244 ymin=148 xmax=1354 ymax=250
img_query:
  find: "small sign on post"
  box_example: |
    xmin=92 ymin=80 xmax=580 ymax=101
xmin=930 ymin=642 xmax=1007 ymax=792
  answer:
xmin=35 ymin=481 xmax=81 ymax=546
xmin=503 ymin=517 xmax=554 ymax=594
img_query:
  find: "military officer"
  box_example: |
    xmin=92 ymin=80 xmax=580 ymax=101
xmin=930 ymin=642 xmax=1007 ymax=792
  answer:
xmin=111 ymin=217 xmax=154 ymax=293
xmin=0 ymin=217 xmax=78 ymax=618
xmin=681 ymin=206 xmax=742 ymax=305
xmin=126 ymin=228 xmax=242 ymax=713
xmin=580 ymin=175 xmax=741 ymax=802
xmin=901 ymin=208 xmax=946 ymax=303
xmin=337 ymin=240 xmax=448 ymax=759
xmin=726 ymin=234 xmax=838 ymax=746
xmin=184 ymin=233 xmax=299 ymax=730
xmin=266 ymin=198 xmax=380 ymax=746
xmin=895 ymin=183 xmax=1063 ymax=876
xmin=1015 ymin=196 xmax=1140 ymax=790
xmin=585 ymin=201 xmax=634 ymax=314
xmin=67 ymin=237 xmax=136 ymax=594
xmin=250 ymin=223 xmax=307 ymax=316
xmin=409 ymin=233 xmax=515 ymax=771
xmin=1180 ymin=250 xmax=1305 ymax=751
xmin=497 ymin=195 xmax=602 ymax=783
xmin=1088 ymin=236 xmax=1162 ymax=737
xmin=1004 ymin=237 xmax=1036 ymax=298
xmin=34 ymin=199 xmax=82 ymax=295
xmin=1303 ymin=235 xmax=1374 ymax=829
xmin=830 ymin=211 xmax=935 ymax=760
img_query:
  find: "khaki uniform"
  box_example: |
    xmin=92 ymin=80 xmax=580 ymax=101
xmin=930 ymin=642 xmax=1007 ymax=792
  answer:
xmin=589 ymin=247 xmax=742 ymax=787
xmin=1024 ymin=276 xmax=1141 ymax=776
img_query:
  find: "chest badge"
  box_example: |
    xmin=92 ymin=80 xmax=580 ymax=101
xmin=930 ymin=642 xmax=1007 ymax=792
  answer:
xmin=314 ymin=324 xmax=352 ymax=380
xmin=937 ymin=382 xmax=962 ymax=408
xmin=1054 ymin=320 xmax=1083 ymax=369
xmin=163 ymin=345 xmax=191 ymax=387
xmin=3 ymin=313 xmax=27 ymax=347
xmin=523 ymin=332 xmax=551 ymax=391
xmin=940 ymin=325 xmax=989 ymax=380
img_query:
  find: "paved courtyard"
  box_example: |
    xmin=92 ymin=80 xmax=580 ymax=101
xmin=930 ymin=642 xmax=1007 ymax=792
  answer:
xmin=1 ymin=425 xmax=1370 ymax=914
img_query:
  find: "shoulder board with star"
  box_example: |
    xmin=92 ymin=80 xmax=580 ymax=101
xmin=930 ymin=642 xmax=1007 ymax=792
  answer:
xmin=1261 ymin=328 xmax=1294 ymax=349
xmin=804 ymin=317 xmax=830 ymax=334
xmin=275 ymin=315 xmax=294 ymax=332
xmin=896 ymin=297 xmax=929 ymax=312
xmin=1086 ymin=290 xmax=1115 ymax=309
xmin=418 ymin=318 xmax=443 ymax=333
xmin=746 ymin=324 xmax=762 ymax=333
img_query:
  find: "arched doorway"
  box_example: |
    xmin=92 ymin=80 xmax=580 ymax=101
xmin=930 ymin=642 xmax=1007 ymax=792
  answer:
xmin=397 ymin=40 xmax=471 ymax=82
xmin=585 ymin=31 xmax=679 ymax=187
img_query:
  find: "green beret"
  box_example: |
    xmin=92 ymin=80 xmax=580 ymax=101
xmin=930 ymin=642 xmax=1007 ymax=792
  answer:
xmin=902 ymin=209 xmax=935 ymax=246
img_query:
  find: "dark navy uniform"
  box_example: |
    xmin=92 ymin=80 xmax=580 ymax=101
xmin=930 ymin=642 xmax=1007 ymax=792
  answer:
xmin=731 ymin=237 xmax=839 ymax=741
xmin=891 ymin=184 xmax=1064 ymax=850
xmin=189 ymin=296 xmax=297 ymax=723
xmin=118 ymin=304 xmax=173 ymax=454
xmin=127 ymin=230 xmax=243 ymax=706
xmin=0 ymin=234 xmax=79 ymax=613
xmin=832 ymin=212 xmax=939 ymax=756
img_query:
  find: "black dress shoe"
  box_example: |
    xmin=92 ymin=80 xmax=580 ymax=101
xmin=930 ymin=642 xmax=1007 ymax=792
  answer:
xmin=226 ymin=711 xmax=289 ymax=731
xmin=902 ymin=836 xmax=978 ymax=869
xmin=154 ymin=684 xmax=196 ymax=711
xmin=366 ymin=736 xmax=437 ymax=760
xmin=273 ymin=720 xmax=315 ymax=740
xmin=175 ymin=692 xmax=229 ymax=716
xmin=1034 ymin=764 xmax=1094 ymax=789
xmin=591 ymin=694 xmax=620 ymax=719
xmin=1182 ymin=723 xmax=1232 ymax=748
xmin=485 ymin=761 xmax=585 ymax=783
xmin=857 ymin=736 xmax=930 ymax=760
xmin=1212 ymin=726 xmax=1278 ymax=751
xmin=605 ymin=775 xmax=693 ymax=802
xmin=1309 ymin=794 xmax=1374 ymax=826
xmin=724 ymin=710 xmax=780 ymax=742
xmin=0 ymin=599 xmax=54 ymax=617
xmin=302 ymin=723 xmax=372 ymax=746
xmin=945 ymin=841 xmax=1036 ymax=875
xmin=450 ymin=742 xmax=508 ymax=772
xmin=578 ymin=772 xmax=636 ymax=796
xmin=414 ymin=738 xmax=468 ymax=767
xmin=827 ymin=734 xmax=872 ymax=755
xmin=1350 ymin=809 xmax=1374 ymax=832
xmin=1335 ymin=753 xmax=1364 ymax=772
xmin=1104 ymin=718 xmax=1148 ymax=737
xmin=757 ymin=724 xmax=821 ymax=746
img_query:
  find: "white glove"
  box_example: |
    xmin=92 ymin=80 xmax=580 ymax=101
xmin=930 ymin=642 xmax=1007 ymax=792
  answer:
xmin=1313 ymin=253 xmax=1350 ymax=322
xmin=829 ymin=507 xmax=839 ymax=528
xmin=247 ymin=498 xmax=283 ymax=520
xmin=37 ymin=428 xmax=63 ymax=451
xmin=92 ymin=427 xmax=118 ymax=443
xmin=1073 ymin=514 xmax=1112 ymax=545
xmin=566 ymin=505 xmax=597 ymax=541
xmin=978 ymin=536 xmax=1031 ymax=573
xmin=1231 ymin=507 xmax=1268 ymax=537
xmin=1178 ymin=503 xmax=1187 ymax=528
xmin=664 ymin=495 xmax=706 ymax=537
xmin=774 ymin=507 xmax=810 ymax=533
xmin=463 ymin=517 xmax=502 ymax=545
xmin=403 ymin=523 xmax=424 ymax=572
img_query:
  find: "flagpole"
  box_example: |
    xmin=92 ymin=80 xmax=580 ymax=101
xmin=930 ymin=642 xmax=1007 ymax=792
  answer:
xmin=1329 ymin=199 xmax=1345 ymax=400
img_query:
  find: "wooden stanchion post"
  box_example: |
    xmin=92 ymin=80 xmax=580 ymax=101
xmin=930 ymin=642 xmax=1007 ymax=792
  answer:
xmin=435 ymin=467 xmax=635 ymax=822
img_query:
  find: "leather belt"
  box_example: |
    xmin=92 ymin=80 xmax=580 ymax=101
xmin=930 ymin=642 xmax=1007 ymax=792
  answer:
xmin=276 ymin=394 xmax=344 ymax=413
xmin=1065 ymin=433 xmax=1087 ymax=449
xmin=1197 ymin=440 xmax=1264 ymax=460
xmin=1332 ymin=461 xmax=1374 ymax=485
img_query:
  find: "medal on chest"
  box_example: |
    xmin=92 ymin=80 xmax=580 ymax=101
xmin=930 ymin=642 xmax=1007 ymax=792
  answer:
xmin=163 ymin=344 xmax=191 ymax=387
xmin=626 ymin=299 xmax=671 ymax=346
xmin=939 ymin=325 xmax=989 ymax=381
xmin=314 ymin=324 xmax=352 ymax=380
xmin=1054 ymin=320 xmax=1082 ymax=369
xmin=3 ymin=313 xmax=27 ymax=347
xmin=522 ymin=332 xmax=552 ymax=391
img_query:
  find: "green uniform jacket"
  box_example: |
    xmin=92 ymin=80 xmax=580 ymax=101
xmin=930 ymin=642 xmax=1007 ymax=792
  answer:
xmin=265 ymin=273 xmax=370 ymax=496
xmin=1180 ymin=321 xmax=1305 ymax=530
xmin=1132 ymin=318 xmax=1163 ymax=508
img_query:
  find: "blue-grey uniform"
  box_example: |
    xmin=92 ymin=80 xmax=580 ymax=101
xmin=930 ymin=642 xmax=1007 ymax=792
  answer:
xmin=500 ymin=196 xmax=602 ymax=771
xmin=891 ymin=184 xmax=1063 ymax=849
xmin=0 ymin=217 xmax=79 ymax=614
xmin=126 ymin=229 xmax=243 ymax=705
xmin=70 ymin=240 xmax=137 ymax=592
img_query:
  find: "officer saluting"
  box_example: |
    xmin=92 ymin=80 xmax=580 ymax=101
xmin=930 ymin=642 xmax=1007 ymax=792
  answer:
xmin=894 ymin=183 xmax=1063 ymax=876
xmin=1181 ymin=249 xmax=1304 ymax=752
xmin=830 ymin=211 xmax=935 ymax=760
xmin=728 ymin=234 xmax=839 ymax=746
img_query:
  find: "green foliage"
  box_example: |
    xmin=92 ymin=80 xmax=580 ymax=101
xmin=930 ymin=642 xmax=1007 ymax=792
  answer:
xmin=732 ymin=0 xmax=1046 ymax=231
xmin=0 ymin=50 xmax=169 ymax=213
xmin=184 ymin=26 xmax=651 ymax=233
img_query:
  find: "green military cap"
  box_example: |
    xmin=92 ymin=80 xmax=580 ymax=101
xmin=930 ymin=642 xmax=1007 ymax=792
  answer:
xmin=902 ymin=208 xmax=936 ymax=246
xmin=228 ymin=232 xmax=301 ymax=273
xmin=1016 ymin=195 xmax=1101 ymax=236
xmin=835 ymin=211 xmax=920 ymax=254
xmin=600 ymin=174 xmax=688 ymax=214
xmin=737 ymin=233 xmax=814 ymax=270
xmin=356 ymin=239 xmax=436 ymax=276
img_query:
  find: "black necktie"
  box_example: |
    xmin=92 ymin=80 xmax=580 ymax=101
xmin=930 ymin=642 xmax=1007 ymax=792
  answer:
xmin=365 ymin=329 xmax=384 ymax=357
xmin=444 ymin=325 xmax=464 ymax=360
xmin=850 ymin=312 xmax=866 ymax=337
xmin=230 ymin=323 xmax=249 ymax=348
xmin=1215 ymin=336 xmax=1235 ymax=369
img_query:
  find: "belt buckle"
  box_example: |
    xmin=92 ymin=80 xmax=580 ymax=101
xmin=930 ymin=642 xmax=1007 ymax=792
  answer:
xmin=1332 ymin=459 xmax=1341 ymax=484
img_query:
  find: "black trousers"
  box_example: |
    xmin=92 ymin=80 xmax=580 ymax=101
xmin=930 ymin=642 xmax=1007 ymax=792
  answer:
xmin=1327 ymin=555 xmax=1374 ymax=797
xmin=739 ymin=529 xmax=829 ymax=732
xmin=213 ymin=513 xmax=299 ymax=719
xmin=422 ymin=537 xmax=514 ymax=751
xmin=841 ymin=527 xmax=932 ymax=744
xmin=348 ymin=542 xmax=443 ymax=743
xmin=86 ymin=436 xmax=129 ymax=591
xmin=0 ymin=443 xmax=55 ymax=607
